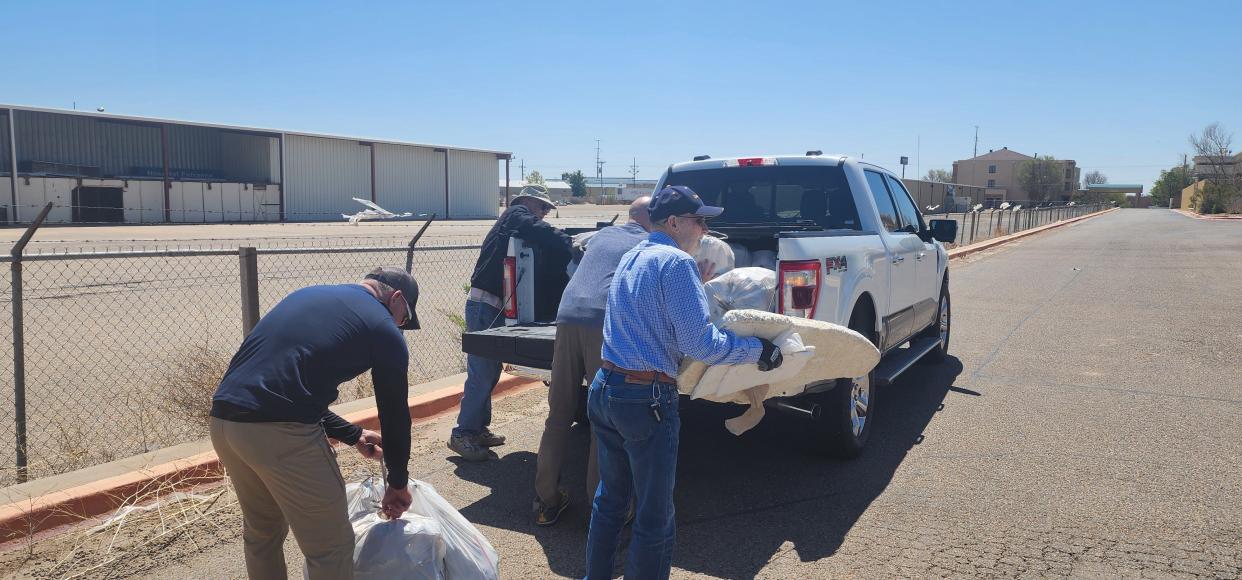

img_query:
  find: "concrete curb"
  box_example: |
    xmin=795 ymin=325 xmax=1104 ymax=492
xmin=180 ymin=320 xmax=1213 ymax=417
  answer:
xmin=0 ymin=373 xmax=537 ymax=545
xmin=0 ymin=208 xmax=1117 ymax=545
xmin=947 ymin=207 xmax=1119 ymax=261
xmin=1172 ymin=208 xmax=1242 ymax=220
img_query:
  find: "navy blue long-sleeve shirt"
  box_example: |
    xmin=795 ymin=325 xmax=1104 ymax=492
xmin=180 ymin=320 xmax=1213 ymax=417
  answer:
xmin=211 ymin=284 xmax=412 ymax=488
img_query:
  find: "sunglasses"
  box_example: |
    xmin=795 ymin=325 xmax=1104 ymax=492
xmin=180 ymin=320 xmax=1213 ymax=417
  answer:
xmin=383 ymin=291 xmax=413 ymax=325
xmin=676 ymin=214 xmax=707 ymax=227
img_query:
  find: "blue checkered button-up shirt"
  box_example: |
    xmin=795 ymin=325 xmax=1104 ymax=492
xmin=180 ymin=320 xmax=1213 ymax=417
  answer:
xmin=602 ymin=231 xmax=761 ymax=377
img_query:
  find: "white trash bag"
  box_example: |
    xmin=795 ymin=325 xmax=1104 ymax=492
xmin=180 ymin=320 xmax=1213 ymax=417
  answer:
xmin=750 ymin=249 xmax=777 ymax=272
xmin=334 ymin=477 xmax=500 ymax=580
xmin=704 ymin=267 xmax=777 ymax=324
xmin=728 ymin=243 xmax=751 ymax=268
xmin=694 ymin=236 xmax=735 ymax=280
xmin=408 ymin=479 xmax=500 ymax=580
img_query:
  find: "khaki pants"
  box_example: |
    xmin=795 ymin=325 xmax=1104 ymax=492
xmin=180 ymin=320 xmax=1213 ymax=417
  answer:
xmin=210 ymin=418 xmax=354 ymax=580
xmin=535 ymin=323 xmax=603 ymax=506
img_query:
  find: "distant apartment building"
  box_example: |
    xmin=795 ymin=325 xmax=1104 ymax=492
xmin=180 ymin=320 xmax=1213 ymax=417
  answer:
xmin=1192 ymin=152 xmax=1241 ymax=181
xmin=952 ymin=147 xmax=1080 ymax=203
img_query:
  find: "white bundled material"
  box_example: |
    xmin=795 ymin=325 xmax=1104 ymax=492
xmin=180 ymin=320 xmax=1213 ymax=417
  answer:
xmin=684 ymin=328 xmax=814 ymax=403
xmin=337 ymin=478 xmax=500 ymax=580
xmin=678 ymin=309 xmax=881 ymax=435
xmin=703 ymin=267 xmax=777 ymax=324
xmin=728 ymin=243 xmax=751 ymax=268
xmin=750 ymin=249 xmax=777 ymax=271
xmin=694 ymin=236 xmax=735 ymax=279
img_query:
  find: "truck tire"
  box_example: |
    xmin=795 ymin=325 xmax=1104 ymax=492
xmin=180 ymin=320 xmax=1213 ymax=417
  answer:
xmin=918 ymin=282 xmax=950 ymax=364
xmin=814 ymin=308 xmax=877 ymax=459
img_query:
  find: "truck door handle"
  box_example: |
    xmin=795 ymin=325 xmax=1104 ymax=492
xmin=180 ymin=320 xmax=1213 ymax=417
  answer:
xmin=916 ymin=252 xmax=926 ymax=261
xmin=892 ymin=256 xmax=904 ymax=264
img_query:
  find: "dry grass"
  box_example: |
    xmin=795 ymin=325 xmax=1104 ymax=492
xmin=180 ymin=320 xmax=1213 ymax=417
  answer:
xmin=0 ymin=469 xmax=238 ymax=579
xmin=151 ymin=342 xmax=234 ymax=439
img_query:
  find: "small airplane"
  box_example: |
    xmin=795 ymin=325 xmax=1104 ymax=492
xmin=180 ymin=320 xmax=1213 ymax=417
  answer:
xmin=342 ymin=197 xmax=413 ymax=225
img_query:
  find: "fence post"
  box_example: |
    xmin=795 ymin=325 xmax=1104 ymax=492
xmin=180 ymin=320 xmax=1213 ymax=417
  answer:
xmin=239 ymin=247 xmax=260 ymax=336
xmin=11 ymin=202 xmax=52 ymax=482
xmin=404 ymin=213 xmax=437 ymax=273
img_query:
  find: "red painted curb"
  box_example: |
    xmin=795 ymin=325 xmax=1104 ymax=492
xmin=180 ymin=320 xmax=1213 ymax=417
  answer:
xmin=948 ymin=207 xmax=1119 ymax=261
xmin=0 ymin=373 xmax=537 ymax=545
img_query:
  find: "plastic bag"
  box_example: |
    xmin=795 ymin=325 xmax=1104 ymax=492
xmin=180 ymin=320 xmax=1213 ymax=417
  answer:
xmin=694 ymin=236 xmax=735 ymax=280
xmin=408 ymin=479 xmax=501 ymax=580
xmin=337 ymin=478 xmax=500 ymax=580
xmin=750 ymin=249 xmax=777 ymax=271
xmin=729 ymin=243 xmax=751 ymax=268
xmin=703 ymin=267 xmax=777 ymax=324
xmin=310 ymin=479 xmax=446 ymax=580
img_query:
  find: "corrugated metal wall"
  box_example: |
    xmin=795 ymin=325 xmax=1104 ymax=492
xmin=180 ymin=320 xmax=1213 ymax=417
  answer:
xmin=0 ymin=111 xmax=11 ymax=175
xmin=167 ymin=125 xmax=275 ymax=182
xmin=284 ymin=134 xmax=371 ymax=220
xmin=448 ymin=150 xmax=499 ymax=218
xmin=12 ymin=111 xmax=276 ymax=182
xmin=375 ymin=143 xmax=446 ymax=216
xmin=15 ymin=110 xmax=162 ymax=177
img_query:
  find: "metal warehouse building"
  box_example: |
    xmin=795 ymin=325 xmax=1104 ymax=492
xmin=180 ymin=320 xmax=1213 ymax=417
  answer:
xmin=0 ymin=105 xmax=512 ymax=224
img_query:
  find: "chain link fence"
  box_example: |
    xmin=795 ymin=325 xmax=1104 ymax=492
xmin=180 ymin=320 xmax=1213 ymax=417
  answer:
xmin=0 ymin=207 xmax=480 ymax=486
xmin=0 ymin=201 xmax=1111 ymax=487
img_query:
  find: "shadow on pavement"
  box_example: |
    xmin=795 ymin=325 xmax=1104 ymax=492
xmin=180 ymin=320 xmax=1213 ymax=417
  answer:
xmin=453 ymin=357 xmax=964 ymax=578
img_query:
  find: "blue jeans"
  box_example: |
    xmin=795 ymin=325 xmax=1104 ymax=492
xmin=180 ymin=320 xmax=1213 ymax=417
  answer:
xmin=453 ymin=299 xmax=504 ymax=438
xmin=585 ymin=368 xmax=680 ymax=580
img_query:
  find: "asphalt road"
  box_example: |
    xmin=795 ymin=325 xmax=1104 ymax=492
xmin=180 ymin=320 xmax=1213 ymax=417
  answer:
xmin=103 ymin=209 xmax=1242 ymax=577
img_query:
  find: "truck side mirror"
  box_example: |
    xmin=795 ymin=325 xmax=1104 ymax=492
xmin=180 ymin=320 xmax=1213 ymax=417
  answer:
xmin=928 ymin=219 xmax=957 ymax=243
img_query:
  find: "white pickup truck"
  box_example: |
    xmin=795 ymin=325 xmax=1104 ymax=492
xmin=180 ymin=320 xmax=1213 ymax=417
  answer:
xmin=462 ymin=153 xmax=958 ymax=457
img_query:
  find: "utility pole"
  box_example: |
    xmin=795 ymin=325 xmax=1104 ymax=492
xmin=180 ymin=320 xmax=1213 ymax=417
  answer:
xmin=595 ymin=139 xmax=605 ymax=197
xmin=519 ymin=159 xmax=525 ymax=180
xmin=629 ymin=157 xmax=639 ymax=184
xmin=973 ymin=125 xmax=979 ymax=158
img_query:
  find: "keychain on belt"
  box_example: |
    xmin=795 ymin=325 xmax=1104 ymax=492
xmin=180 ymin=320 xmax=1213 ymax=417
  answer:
xmin=649 ymin=380 xmax=663 ymax=423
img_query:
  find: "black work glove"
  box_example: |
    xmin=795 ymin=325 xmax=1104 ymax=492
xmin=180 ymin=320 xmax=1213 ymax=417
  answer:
xmin=757 ymin=338 xmax=784 ymax=372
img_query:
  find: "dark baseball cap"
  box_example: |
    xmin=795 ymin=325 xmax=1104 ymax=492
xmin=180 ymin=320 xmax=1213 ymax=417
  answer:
xmin=648 ymin=185 xmax=724 ymax=222
xmin=365 ymin=266 xmax=421 ymax=330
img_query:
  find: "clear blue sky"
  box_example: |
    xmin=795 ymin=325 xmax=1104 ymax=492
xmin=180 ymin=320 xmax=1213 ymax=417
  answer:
xmin=6 ymin=0 xmax=1240 ymax=190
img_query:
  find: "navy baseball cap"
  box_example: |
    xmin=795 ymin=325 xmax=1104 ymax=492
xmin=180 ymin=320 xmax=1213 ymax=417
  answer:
xmin=365 ymin=266 xmax=421 ymax=330
xmin=648 ymin=185 xmax=724 ymax=222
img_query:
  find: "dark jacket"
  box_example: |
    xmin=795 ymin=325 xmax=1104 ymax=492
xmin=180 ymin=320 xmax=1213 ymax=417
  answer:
xmin=470 ymin=204 xmax=571 ymax=319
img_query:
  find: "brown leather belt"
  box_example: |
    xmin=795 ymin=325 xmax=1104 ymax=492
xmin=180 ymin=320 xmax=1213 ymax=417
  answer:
xmin=601 ymin=361 xmax=676 ymax=385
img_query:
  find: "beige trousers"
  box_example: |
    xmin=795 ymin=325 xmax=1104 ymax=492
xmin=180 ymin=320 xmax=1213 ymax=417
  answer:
xmin=210 ymin=417 xmax=354 ymax=580
xmin=534 ymin=323 xmax=603 ymax=506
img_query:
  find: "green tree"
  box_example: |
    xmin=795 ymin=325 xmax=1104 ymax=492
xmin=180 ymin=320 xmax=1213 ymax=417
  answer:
xmin=526 ymin=170 xmax=546 ymax=186
xmin=1017 ymin=155 xmax=1064 ymax=201
xmin=924 ymin=168 xmax=952 ymax=183
xmin=1149 ymin=165 xmax=1192 ymax=207
xmin=561 ymin=170 xmax=588 ymax=198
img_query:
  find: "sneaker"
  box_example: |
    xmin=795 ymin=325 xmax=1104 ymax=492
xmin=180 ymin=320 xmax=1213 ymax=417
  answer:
xmin=477 ymin=428 xmax=506 ymax=447
xmin=448 ymin=434 xmax=493 ymax=462
xmin=534 ymin=491 xmax=570 ymax=527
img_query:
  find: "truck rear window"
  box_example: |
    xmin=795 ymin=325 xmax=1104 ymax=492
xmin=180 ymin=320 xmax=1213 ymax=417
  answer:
xmin=664 ymin=165 xmax=860 ymax=230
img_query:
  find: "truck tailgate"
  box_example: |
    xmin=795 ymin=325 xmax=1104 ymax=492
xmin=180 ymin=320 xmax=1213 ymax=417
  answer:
xmin=461 ymin=323 xmax=557 ymax=369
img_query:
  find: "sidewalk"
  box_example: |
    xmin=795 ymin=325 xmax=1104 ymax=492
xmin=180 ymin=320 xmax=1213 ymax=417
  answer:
xmin=0 ymin=371 xmax=537 ymax=544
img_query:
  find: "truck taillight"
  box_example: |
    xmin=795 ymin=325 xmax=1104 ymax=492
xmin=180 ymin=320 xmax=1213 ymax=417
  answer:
xmin=724 ymin=157 xmax=777 ymax=167
xmin=778 ymin=260 xmax=820 ymax=319
xmin=503 ymin=257 xmax=517 ymax=319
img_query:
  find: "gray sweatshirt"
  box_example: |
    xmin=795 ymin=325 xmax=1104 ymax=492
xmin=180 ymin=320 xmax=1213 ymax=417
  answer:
xmin=556 ymin=222 xmax=648 ymax=327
